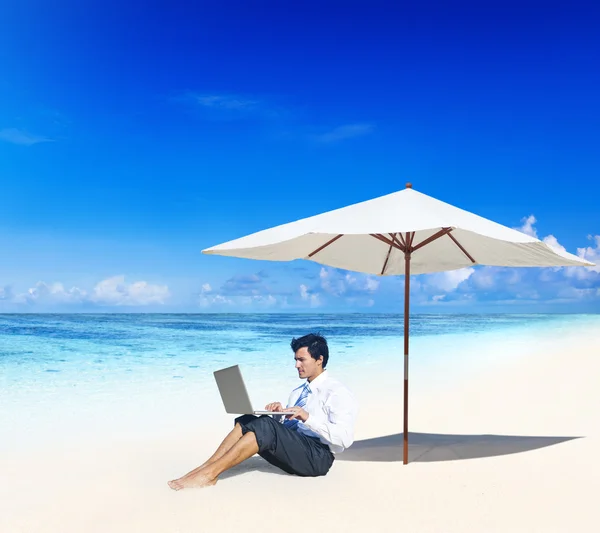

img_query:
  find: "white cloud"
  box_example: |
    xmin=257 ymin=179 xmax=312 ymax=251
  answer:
xmin=465 ymin=268 xmax=496 ymax=290
xmin=510 ymin=214 xmax=594 ymax=286
xmin=18 ymin=281 xmax=87 ymax=304
xmin=555 ymin=286 xmax=599 ymax=300
xmin=365 ymin=277 xmax=380 ymax=292
xmin=538 ymin=231 xmax=598 ymax=281
xmin=299 ymin=284 xmax=321 ymax=307
xmin=198 ymin=278 xmax=279 ymax=308
xmin=314 ymin=123 xmax=374 ymax=143
xmin=220 ymin=272 xmax=272 ymax=296
xmin=240 ymin=294 xmax=278 ymax=306
xmin=437 ymin=266 xmax=525 ymax=298
xmin=575 ymin=235 xmax=600 ymax=274
xmin=174 ymin=92 xmax=284 ymax=119
xmin=0 ymin=128 xmax=52 ymax=146
xmin=432 ymin=295 xmax=446 ymax=302
xmin=515 ymin=214 xmax=583 ymax=266
xmin=311 ymin=268 xmax=378 ymax=307
xmin=0 ymin=286 xmax=14 ymax=300
xmin=319 ymin=268 xmax=342 ymax=296
xmin=3 ymin=276 xmax=170 ymax=307
xmin=426 ymin=267 xmax=475 ymax=292
xmin=193 ymin=94 xmax=258 ymax=110
xmin=515 ymin=215 xmax=538 ymax=238
xmin=319 ymin=267 xmax=379 ymax=297
xmin=195 ymin=270 xmax=292 ymax=309
xmin=89 ymin=276 xmax=170 ymax=306
xmin=299 ymin=284 xmax=309 ymax=300
xmin=199 ymin=291 xmax=282 ymax=308
xmin=542 ymin=234 xmax=568 ymax=255
xmin=198 ymin=293 xmax=234 ymax=307
xmin=518 ymin=215 xmax=596 ymax=272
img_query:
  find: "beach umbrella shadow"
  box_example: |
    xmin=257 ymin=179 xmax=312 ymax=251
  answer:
xmin=336 ymin=432 xmax=582 ymax=463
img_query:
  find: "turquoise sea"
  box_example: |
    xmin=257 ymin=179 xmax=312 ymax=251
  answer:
xmin=1 ymin=313 xmax=599 ymax=449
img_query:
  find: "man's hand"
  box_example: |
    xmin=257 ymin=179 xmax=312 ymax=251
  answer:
xmin=284 ymin=406 xmax=309 ymax=423
xmin=265 ymin=402 xmax=284 ymax=412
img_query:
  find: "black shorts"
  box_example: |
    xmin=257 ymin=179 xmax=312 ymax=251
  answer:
xmin=234 ymin=414 xmax=335 ymax=477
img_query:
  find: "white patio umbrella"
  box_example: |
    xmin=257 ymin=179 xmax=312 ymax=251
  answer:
xmin=202 ymin=184 xmax=594 ymax=464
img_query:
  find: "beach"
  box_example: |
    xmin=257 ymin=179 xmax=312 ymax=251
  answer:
xmin=1 ymin=314 xmax=599 ymax=532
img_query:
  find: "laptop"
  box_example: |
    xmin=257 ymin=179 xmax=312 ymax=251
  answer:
xmin=213 ymin=364 xmax=296 ymax=416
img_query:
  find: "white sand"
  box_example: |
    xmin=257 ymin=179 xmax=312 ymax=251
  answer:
xmin=2 ymin=325 xmax=599 ymax=533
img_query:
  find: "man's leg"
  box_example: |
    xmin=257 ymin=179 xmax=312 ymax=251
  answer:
xmin=168 ymin=431 xmax=259 ymax=490
xmin=200 ymin=422 xmax=244 ymax=466
xmin=167 ymin=422 xmax=245 ymax=488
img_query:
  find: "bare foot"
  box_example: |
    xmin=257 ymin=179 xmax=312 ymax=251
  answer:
xmin=168 ymin=472 xmax=217 ymax=491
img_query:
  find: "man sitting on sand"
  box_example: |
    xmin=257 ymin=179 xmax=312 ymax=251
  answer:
xmin=168 ymin=333 xmax=358 ymax=490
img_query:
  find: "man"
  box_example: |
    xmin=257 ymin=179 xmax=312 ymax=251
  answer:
xmin=168 ymin=333 xmax=358 ymax=490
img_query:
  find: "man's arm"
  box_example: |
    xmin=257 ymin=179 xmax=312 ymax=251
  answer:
xmin=302 ymin=389 xmax=357 ymax=449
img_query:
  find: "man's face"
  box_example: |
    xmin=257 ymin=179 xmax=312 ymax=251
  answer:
xmin=294 ymin=347 xmax=322 ymax=379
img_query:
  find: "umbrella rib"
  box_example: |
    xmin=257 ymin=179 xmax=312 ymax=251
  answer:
xmin=447 ymin=232 xmax=476 ymax=263
xmin=307 ymin=228 xmax=474 ymax=264
xmin=391 ymin=233 xmax=405 ymax=251
xmin=370 ymin=234 xmax=405 ymax=253
xmin=380 ymin=234 xmax=395 ymax=275
xmin=307 ymin=234 xmax=344 ymax=258
xmin=411 ymin=227 xmax=452 ymax=252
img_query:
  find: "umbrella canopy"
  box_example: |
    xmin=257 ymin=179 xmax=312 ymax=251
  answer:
xmin=203 ymin=185 xmax=592 ymax=273
xmin=203 ymin=184 xmax=594 ymax=465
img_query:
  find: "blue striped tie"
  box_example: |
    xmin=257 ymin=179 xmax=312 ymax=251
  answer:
xmin=283 ymin=383 xmax=311 ymax=430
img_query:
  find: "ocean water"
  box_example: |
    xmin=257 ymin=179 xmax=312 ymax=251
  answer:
xmin=1 ymin=313 xmax=599 ymax=448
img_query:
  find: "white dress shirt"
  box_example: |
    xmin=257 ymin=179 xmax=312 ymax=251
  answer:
xmin=284 ymin=370 xmax=358 ymax=454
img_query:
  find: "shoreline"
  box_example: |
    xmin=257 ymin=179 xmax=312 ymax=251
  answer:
xmin=2 ymin=316 xmax=599 ymax=449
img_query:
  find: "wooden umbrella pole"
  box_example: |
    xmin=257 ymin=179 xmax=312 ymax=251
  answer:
xmin=403 ymin=235 xmax=412 ymax=465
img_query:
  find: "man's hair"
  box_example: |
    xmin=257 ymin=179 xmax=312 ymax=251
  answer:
xmin=291 ymin=333 xmax=329 ymax=368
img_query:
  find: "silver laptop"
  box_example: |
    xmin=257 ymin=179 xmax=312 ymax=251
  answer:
xmin=213 ymin=364 xmax=295 ymax=416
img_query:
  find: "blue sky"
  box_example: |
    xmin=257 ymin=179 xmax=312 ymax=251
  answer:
xmin=0 ymin=0 xmax=599 ymax=313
